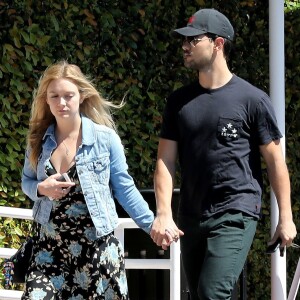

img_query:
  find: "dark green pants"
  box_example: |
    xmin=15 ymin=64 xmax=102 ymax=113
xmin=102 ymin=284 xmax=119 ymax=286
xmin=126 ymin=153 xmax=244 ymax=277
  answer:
xmin=179 ymin=211 xmax=257 ymax=300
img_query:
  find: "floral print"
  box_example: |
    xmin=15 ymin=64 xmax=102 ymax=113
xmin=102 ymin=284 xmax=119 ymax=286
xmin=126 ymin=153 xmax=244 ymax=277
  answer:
xmin=21 ymin=163 xmax=129 ymax=300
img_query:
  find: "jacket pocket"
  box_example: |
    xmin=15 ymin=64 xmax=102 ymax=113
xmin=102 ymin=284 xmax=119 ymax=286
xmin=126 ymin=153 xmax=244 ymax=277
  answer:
xmin=87 ymin=154 xmax=110 ymax=185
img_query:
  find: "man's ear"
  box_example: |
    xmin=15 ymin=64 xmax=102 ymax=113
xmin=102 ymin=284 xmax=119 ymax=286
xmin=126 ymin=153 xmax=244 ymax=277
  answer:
xmin=214 ymin=37 xmax=225 ymax=50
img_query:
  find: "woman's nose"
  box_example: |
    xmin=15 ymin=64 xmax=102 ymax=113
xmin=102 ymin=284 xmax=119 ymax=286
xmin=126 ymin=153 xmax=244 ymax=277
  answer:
xmin=59 ymin=97 xmax=66 ymax=105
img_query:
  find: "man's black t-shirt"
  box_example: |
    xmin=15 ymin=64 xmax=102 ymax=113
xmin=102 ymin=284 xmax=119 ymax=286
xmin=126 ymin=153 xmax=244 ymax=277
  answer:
xmin=160 ymin=75 xmax=282 ymax=218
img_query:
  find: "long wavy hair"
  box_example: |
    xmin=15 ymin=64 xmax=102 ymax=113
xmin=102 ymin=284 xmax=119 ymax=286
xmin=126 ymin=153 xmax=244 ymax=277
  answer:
xmin=27 ymin=60 xmax=121 ymax=170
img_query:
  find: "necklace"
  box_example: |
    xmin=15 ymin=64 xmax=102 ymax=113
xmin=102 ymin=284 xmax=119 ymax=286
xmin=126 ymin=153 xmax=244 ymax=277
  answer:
xmin=62 ymin=140 xmax=70 ymax=156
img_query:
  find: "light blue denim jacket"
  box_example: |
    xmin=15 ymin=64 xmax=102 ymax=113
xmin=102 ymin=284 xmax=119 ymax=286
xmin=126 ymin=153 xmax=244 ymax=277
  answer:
xmin=21 ymin=115 xmax=154 ymax=237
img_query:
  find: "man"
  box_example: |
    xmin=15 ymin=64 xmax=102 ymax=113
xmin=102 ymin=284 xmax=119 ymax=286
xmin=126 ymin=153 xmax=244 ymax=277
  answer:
xmin=150 ymin=8 xmax=297 ymax=300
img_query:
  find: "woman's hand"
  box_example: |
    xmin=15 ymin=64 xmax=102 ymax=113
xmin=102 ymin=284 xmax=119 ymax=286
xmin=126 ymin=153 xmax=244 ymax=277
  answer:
xmin=37 ymin=174 xmax=75 ymax=200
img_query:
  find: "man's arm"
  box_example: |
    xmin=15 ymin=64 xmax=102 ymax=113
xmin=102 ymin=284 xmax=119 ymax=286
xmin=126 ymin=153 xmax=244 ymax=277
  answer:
xmin=150 ymin=138 xmax=184 ymax=249
xmin=260 ymin=139 xmax=297 ymax=247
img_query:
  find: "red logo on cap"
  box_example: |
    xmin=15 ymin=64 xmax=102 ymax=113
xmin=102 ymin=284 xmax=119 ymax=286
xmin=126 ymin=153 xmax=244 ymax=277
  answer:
xmin=188 ymin=16 xmax=195 ymax=24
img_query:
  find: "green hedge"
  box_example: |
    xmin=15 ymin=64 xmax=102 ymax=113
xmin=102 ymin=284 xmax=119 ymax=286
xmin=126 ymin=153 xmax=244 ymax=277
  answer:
xmin=0 ymin=1 xmax=299 ymax=298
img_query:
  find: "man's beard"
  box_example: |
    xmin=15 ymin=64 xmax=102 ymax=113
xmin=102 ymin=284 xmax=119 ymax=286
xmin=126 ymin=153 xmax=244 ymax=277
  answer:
xmin=184 ymin=57 xmax=213 ymax=72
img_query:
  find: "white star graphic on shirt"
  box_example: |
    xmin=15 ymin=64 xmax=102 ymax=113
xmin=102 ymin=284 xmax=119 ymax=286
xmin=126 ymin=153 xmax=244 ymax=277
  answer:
xmin=227 ymin=123 xmax=233 ymax=128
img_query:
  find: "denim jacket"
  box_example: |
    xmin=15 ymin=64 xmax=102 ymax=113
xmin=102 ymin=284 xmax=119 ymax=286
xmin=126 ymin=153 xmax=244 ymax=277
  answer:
xmin=21 ymin=115 xmax=154 ymax=236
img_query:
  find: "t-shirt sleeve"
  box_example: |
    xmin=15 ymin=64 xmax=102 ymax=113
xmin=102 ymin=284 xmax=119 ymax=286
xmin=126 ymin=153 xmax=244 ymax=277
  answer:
xmin=160 ymin=95 xmax=179 ymax=141
xmin=255 ymin=95 xmax=283 ymax=145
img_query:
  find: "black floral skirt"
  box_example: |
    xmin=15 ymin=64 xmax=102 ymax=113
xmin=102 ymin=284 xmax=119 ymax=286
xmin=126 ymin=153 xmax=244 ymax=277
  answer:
xmin=21 ymin=196 xmax=129 ymax=300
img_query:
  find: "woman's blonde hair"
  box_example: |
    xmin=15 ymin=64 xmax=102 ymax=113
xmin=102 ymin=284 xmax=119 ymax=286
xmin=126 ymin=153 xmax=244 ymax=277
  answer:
xmin=27 ymin=60 xmax=121 ymax=169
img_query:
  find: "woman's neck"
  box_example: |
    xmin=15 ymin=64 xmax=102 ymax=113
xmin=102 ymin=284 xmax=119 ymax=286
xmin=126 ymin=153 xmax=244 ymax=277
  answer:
xmin=55 ymin=115 xmax=82 ymax=140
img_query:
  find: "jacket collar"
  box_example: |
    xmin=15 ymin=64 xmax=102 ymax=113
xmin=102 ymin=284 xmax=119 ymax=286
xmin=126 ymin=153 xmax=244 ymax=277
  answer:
xmin=81 ymin=115 xmax=96 ymax=146
xmin=43 ymin=114 xmax=96 ymax=146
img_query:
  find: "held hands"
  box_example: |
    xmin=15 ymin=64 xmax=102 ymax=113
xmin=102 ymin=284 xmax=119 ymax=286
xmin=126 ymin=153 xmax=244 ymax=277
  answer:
xmin=37 ymin=174 xmax=75 ymax=201
xmin=150 ymin=215 xmax=184 ymax=250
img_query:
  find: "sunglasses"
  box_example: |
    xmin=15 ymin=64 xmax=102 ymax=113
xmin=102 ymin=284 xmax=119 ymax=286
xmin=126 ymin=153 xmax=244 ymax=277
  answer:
xmin=182 ymin=36 xmax=212 ymax=47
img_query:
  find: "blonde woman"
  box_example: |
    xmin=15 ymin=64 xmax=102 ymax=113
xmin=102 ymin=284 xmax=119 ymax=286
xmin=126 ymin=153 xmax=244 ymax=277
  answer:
xmin=21 ymin=61 xmax=154 ymax=299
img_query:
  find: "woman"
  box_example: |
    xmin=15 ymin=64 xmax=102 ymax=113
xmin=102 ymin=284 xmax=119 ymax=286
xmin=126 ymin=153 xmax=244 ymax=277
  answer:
xmin=21 ymin=61 xmax=154 ymax=299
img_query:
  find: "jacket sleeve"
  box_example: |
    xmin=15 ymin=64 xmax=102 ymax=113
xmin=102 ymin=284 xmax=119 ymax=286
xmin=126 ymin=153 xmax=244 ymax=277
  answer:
xmin=108 ymin=131 xmax=154 ymax=234
xmin=21 ymin=149 xmax=41 ymax=202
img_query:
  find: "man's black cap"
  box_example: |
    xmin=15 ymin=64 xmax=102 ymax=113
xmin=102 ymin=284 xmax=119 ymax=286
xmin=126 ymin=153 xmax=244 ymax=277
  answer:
xmin=174 ymin=8 xmax=234 ymax=41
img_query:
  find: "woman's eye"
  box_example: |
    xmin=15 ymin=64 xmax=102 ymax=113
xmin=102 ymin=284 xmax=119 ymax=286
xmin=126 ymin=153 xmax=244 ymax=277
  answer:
xmin=50 ymin=95 xmax=73 ymax=99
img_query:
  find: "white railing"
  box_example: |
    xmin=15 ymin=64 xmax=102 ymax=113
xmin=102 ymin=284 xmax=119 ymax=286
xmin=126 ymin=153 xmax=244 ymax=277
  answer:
xmin=0 ymin=207 xmax=180 ymax=300
xmin=287 ymin=257 xmax=300 ymax=300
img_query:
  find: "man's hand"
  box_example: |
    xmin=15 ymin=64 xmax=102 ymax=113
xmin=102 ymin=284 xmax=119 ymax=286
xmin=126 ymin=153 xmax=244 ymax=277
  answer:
xmin=268 ymin=218 xmax=297 ymax=256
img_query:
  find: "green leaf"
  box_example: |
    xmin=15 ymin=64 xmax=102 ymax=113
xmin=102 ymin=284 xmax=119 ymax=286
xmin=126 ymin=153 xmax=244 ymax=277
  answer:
xmin=21 ymin=31 xmax=30 ymax=43
xmin=51 ymin=15 xmax=60 ymax=31
xmin=14 ymin=227 xmax=23 ymax=236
